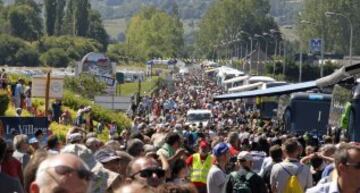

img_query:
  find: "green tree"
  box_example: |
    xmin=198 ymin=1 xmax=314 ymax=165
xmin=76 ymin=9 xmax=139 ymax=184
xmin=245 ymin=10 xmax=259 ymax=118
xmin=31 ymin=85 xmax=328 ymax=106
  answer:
xmin=0 ymin=34 xmax=39 ymax=66
xmin=40 ymin=48 xmax=70 ymax=67
xmin=44 ymin=0 xmax=57 ymax=35
xmin=196 ymin=0 xmax=278 ymax=58
xmin=55 ymin=0 xmax=66 ymax=35
xmin=125 ymin=7 xmax=184 ymax=60
xmin=7 ymin=4 xmax=43 ymax=41
xmin=298 ymin=0 xmax=360 ymax=55
xmin=64 ymin=74 xmax=107 ymax=99
xmin=74 ymin=0 xmax=90 ymax=36
xmin=87 ymin=10 xmax=109 ymax=50
xmin=63 ymin=0 xmax=76 ymax=35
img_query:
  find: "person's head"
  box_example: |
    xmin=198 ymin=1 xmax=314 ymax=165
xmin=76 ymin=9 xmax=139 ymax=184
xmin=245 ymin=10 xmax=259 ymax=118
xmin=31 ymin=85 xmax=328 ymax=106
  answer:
xmin=95 ymin=148 xmax=121 ymax=173
xmin=116 ymin=151 xmax=133 ymax=175
xmin=165 ymin=133 xmax=182 ymax=150
xmin=16 ymin=108 xmax=22 ymax=116
xmin=14 ymin=134 xmax=29 ymax=152
xmin=30 ymin=153 xmax=93 ymax=193
xmin=199 ymin=140 xmax=210 ymax=156
xmin=227 ymin=132 xmax=239 ymax=148
xmin=156 ymin=183 xmax=198 ymax=193
xmin=18 ymin=78 xmax=25 ymax=84
xmin=126 ymin=139 xmax=145 ymax=157
xmin=0 ymin=137 xmax=7 ymax=163
xmin=212 ymin=142 xmax=230 ymax=165
xmin=4 ymin=141 xmax=14 ymax=160
xmin=334 ymin=143 xmax=360 ymax=190
xmin=282 ymin=138 xmax=300 ymax=159
xmin=47 ymin=135 xmax=60 ymax=151
xmin=171 ymin=159 xmax=188 ymax=179
xmin=67 ymin=133 xmax=83 ymax=144
xmin=24 ymin=149 xmax=48 ymax=193
xmin=237 ymin=151 xmax=253 ymax=170
xmin=127 ymin=156 xmax=165 ymax=187
xmin=269 ymin=145 xmax=283 ymax=162
xmin=35 ymin=130 xmax=44 ymax=140
xmin=114 ymin=182 xmax=155 ymax=193
xmin=305 ymin=145 xmax=315 ymax=156
xmin=29 ymin=137 xmax=40 ymax=150
xmin=85 ymin=137 xmax=102 ymax=153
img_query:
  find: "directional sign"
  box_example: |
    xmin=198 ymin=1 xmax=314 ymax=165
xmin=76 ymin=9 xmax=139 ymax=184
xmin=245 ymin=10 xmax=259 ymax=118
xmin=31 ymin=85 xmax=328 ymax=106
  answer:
xmin=310 ymin=38 xmax=321 ymax=53
xmin=32 ymin=76 xmax=64 ymax=99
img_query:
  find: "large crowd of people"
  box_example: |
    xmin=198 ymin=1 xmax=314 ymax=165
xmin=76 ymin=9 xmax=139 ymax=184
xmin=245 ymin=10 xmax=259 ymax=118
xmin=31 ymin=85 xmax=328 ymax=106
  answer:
xmin=0 ymin=65 xmax=360 ymax=193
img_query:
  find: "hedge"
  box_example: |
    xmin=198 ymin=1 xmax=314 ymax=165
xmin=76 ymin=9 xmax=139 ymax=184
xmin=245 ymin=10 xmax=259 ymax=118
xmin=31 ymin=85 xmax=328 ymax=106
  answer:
xmin=62 ymin=90 xmax=132 ymax=132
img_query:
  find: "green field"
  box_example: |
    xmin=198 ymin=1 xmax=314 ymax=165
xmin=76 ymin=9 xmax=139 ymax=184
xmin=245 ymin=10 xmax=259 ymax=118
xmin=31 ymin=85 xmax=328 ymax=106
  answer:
xmin=117 ymin=76 xmax=161 ymax=96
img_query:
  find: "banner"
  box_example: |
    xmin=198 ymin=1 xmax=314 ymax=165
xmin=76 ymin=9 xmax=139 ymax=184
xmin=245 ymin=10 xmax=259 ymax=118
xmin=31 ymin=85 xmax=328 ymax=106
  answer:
xmin=0 ymin=117 xmax=49 ymax=139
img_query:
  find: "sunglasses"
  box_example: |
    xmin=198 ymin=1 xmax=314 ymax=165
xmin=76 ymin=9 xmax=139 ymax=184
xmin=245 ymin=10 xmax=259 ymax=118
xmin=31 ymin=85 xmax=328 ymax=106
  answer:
xmin=345 ymin=162 xmax=360 ymax=169
xmin=131 ymin=167 xmax=165 ymax=178
xmin=48 ymin=165 xmax=94 ymax=181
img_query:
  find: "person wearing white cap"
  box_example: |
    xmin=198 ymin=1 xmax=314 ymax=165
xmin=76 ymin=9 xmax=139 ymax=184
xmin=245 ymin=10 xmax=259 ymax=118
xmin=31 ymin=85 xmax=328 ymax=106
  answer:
xmin=223 ymin=151 xmax=267 ymax=193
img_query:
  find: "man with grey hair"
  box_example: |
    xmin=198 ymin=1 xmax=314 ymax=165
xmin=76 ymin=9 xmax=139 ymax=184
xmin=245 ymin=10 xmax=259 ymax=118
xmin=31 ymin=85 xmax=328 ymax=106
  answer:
xmin=29 ymin=153 xmax=93 ymax=193
xmin=13 ymin=134 xmax=30 ymax=169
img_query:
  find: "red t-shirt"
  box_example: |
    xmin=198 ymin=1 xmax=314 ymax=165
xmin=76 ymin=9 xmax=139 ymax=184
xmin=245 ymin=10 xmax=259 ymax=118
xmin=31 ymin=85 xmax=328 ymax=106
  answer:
xmin=229 ymin=145 xmax=239 ymax=157
xmin=186 ymin=154 xmax=209 ymax=188
xmin=1 ymin=157 xmax=23 ymax=184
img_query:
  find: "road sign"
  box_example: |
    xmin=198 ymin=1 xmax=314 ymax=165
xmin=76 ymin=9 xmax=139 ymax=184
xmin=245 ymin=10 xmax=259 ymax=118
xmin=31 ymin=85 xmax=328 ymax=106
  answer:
xmin=310 ymin=38 xmax=321 ymax=53
xmin=32 ymin=76 xmax=64 ymax=99
xmin=94 ymin=95 xmax=132 ymax=111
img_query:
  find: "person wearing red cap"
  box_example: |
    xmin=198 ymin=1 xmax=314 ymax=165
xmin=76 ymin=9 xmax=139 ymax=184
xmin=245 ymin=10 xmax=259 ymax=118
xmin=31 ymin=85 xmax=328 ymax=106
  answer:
xmin=186 ymin=140 xmax=212 ymax=193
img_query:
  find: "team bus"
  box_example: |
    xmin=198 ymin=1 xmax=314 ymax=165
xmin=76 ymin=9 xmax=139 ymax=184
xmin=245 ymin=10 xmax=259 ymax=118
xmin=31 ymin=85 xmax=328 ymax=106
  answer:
xmin=283 ymin=92 xmax=332 ymax=136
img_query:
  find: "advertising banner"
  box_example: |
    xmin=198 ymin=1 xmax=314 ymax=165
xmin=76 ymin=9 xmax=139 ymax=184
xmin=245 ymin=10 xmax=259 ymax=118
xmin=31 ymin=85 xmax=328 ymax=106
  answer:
xmin=0 ymin=117 xmax=49 ymax=139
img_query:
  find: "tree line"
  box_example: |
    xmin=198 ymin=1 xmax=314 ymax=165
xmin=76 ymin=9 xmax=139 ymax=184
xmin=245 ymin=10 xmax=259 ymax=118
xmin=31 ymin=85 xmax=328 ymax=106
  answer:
xmin=0 ymin=0 xmax=108 ymax=67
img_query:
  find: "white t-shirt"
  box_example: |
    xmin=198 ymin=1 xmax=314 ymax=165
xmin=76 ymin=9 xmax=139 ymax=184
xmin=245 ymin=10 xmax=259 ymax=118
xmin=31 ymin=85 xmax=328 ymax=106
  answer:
xmin=207 ymin=165 xmax=227 ymax=193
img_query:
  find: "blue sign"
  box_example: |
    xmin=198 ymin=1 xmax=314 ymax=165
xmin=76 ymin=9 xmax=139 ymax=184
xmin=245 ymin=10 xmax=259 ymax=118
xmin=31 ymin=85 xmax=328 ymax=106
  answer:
xmin=0 ymin=117 xmax=49 ymax=139
xmin=310 ymin=38 xmax=321 ymax=53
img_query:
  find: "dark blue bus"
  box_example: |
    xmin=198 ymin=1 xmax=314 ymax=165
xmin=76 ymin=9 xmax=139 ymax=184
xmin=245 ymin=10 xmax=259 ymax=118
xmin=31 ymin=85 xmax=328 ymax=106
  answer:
xmin=283 ymin=92 xmax=332 ymax=136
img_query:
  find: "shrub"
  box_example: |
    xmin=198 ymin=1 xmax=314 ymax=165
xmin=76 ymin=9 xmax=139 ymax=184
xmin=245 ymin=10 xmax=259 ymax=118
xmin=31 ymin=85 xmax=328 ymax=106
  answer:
xmin=62 ymin=90 xmax=131 ymax=132
xmin=0 ymin=90 xmax=9 ymax=116
xmin=64 ymin=74 xmax=107 ymax=99
xmin=40 ymin=48 xmax=70 ymax=67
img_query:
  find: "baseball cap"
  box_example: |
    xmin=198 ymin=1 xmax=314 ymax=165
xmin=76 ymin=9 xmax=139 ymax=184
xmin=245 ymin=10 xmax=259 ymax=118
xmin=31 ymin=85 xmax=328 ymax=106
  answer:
xmin=199 ymin=141 xmax=209 ymax=149
xmin=29 ymin=137 xmax=39 ymax=144
xmin=61 ymin=144 xmax=97 ymax=169
xmin=237 ymin=151 xmax=253 ymax=161
xmin=213 ymin=143 xmax=229 ymax=157
xmin=95 ymin=149 xmax=120 ymax=163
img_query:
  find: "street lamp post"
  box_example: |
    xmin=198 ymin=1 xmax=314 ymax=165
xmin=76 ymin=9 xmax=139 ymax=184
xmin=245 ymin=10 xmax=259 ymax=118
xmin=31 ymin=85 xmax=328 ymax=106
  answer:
xmin=241 ymin=31 xmax=253 ymax=74
xmin=325 ymin=11 xmax=353 ymax=66
xmin=301 ymin=20 xmax=325 ymax=77
xmin=254 ymin=34 xmax=268 ymax=62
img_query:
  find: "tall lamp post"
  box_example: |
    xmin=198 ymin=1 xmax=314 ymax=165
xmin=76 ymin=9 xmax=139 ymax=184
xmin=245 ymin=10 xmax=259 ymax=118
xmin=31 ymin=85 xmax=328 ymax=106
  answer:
xmin=301 ymin=20 xmax=325 ymax=77
xmin=325 ymin=11 xmax=353 ymax=66
xmin=240 ymin=31 xmax=253 ymax=74
xmin=254 ymin=34 xmax=268 ymax=63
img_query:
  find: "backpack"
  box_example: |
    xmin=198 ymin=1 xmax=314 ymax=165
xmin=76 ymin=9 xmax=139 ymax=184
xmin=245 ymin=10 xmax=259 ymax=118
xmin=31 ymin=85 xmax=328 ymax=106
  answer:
xmin=281 ymin=165 xmax=304 ymax=193
xmin=229 ymin=170 xmax=254 ymax=193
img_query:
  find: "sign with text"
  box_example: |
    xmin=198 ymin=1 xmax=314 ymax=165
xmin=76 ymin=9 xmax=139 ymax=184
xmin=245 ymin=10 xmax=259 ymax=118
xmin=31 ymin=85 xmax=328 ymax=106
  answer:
xmin=0 ymin=117 xmax=49 ymax=139
xmin=32 ymin=76 xmax=64 ymax=99
xmin=310 ymin=38 xmax=321 ymax=53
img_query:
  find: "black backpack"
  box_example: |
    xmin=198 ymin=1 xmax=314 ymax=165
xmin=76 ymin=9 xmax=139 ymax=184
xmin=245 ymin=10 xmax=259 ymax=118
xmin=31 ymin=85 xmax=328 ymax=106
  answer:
xmin=228 ymin=171 xmax=254 ymax=193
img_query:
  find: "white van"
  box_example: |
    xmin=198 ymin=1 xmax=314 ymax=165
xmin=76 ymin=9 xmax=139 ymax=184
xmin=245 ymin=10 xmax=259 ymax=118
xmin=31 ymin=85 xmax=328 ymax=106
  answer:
xmin=186 ymin=109 xmax=213 ymax=128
